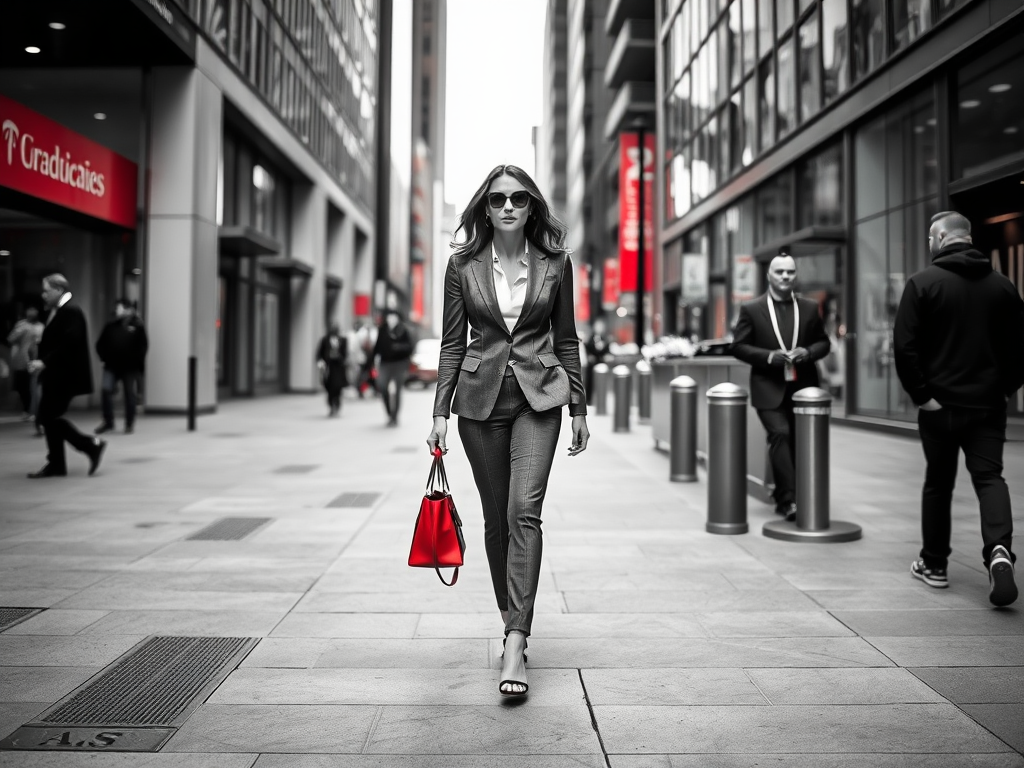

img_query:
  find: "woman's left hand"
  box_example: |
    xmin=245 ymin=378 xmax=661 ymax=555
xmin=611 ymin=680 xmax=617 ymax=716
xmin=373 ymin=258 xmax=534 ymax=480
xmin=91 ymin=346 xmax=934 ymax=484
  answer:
xmin=568 ymin=415 xmax=590 ymax=456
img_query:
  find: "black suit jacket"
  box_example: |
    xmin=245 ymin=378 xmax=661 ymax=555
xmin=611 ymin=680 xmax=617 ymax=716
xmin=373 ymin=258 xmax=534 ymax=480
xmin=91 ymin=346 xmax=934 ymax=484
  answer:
xmin=433 ymin=241 xmax=586 ymax=420
xmin=39 ymin=299 xmax=94 ymax=398
xmin=731 ymin=292 xmax=830 ymax=410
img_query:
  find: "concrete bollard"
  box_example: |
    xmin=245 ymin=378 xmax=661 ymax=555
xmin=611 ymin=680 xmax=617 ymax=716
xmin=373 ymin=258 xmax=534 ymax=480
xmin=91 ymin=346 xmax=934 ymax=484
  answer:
xmin=669 ymin=375 xmax=698 ymax=482
xmin=636 ymin=360 xmax=652 ymax=424
xmin=763 ymin=387 xmax=862 ymax=542
xmin=612 ymin=365 xmax=632 ymax=432
xmin=706 ymin=382 xmax=748 ymax=534
xmin=593 ymin=363 xmax=610 ymax=416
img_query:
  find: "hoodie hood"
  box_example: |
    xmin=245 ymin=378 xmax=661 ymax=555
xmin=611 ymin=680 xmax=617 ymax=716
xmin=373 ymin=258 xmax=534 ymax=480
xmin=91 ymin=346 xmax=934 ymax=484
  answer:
xmin=932 ymin=242 xmax=991 ymax=279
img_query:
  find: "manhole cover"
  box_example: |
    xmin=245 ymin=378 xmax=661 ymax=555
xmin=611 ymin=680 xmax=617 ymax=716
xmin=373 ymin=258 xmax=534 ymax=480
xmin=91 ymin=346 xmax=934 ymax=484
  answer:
xmin=273 ymin=465 xmax=319 ymax=474
xmin=326 ymin=492 xmax=381 ymax=508
xmin=0 ymin=608 xmax=43 ymax=632
xmin=0 ymin=635 xmax=258 ymax=752
xmin=185 ymin=517 xmax=272 ymax=540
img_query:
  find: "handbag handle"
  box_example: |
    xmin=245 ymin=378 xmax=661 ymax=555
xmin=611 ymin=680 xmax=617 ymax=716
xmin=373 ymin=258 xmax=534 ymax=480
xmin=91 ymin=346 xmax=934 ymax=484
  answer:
xmin=425 ymin=449 xmax=450 ymax=495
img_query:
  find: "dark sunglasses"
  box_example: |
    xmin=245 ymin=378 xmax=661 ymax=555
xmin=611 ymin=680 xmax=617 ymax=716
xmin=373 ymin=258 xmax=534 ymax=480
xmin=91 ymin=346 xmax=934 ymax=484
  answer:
xmin=487 ymin=191 xmax=531 ymax=209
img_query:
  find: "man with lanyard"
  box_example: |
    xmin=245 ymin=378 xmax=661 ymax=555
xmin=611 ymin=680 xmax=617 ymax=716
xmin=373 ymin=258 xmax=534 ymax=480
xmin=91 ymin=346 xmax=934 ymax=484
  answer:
xmin=732 ymin=253 xmax=831 ymax=520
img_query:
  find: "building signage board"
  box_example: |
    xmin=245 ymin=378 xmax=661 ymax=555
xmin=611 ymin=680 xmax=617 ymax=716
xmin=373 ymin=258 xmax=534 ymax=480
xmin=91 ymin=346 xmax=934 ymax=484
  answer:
xmin=681 ymin=253 xmax=708 ymax=304
xmin=1 ymin=95 xmax=137 ymax=229
xmin=732 ymin=253 xmax=756 ymax=304
xmin=618 ymin=131 xmax=655 ymax=293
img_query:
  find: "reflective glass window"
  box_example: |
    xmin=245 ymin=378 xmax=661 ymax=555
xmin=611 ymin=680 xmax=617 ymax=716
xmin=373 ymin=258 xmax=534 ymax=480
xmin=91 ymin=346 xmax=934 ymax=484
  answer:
xmin=851 ymin=0 xmax=885 ymax=82
xmin=798 ymin=141 xmax=843 ymax=228
xmin=822 ymin=0 xmax=849 ymax=105
xmin=729 ymin=1 xmax=742 ymax=89
xmin=799 ymin=8 xmax=821 ymax=123
xmin=887 ymin=91 xmax=937 ymax=207
xmin=742 ymin=74 xmax=757 ymax=164
xmin=741 ymin=0 xmax=757 ymax=74
xmin=776 ymin=0 xmax=794 ymax=38
xmin=755 ymin=172 xmax=793 ymax=245
xmin=855 ymin=113 xmax=886 ymax=220
xmin=891 ymin=0 xmax=933 ymax=52
xmin=954 ymin=38 xmax=1024 ymax=179
xmin=707 ymin=117 xmax=719 ymax=192
xmin=729 ymin=91 xmax=743 ymax=172
xmin=718 ymin=106 xmax=731 ymax=177
xmin=937 ymin=0 xmax=970 ymax=20
xmin=777 ymin=37 xmax=796 ymax=138
xmin=707 ymin=30 xmax=719 ymax=109
xmin=758 ymin=0 xmax=774 ymax=60
xmin=759 ymin=55 xmax=775 ymax=150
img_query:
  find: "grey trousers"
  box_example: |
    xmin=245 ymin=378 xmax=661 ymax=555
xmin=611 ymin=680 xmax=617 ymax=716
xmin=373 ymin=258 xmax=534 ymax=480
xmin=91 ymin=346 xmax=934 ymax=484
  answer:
xmin=458 ymin=369 xmax=562 ymax=638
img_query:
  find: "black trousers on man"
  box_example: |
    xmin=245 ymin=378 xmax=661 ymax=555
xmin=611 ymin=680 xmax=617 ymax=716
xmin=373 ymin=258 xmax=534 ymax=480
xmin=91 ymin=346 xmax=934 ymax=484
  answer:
xmin=756 ymin=384 xmax=800 ymax=508
xmin=917 ymin=405 xmax=1015 ymax=570
xmin=38 ymin=390 xmax=97 ymax=473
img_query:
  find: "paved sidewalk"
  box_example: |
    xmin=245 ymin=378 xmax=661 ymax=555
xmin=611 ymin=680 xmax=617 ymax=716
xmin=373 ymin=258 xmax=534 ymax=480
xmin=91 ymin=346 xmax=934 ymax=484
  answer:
xmin=0 ymin=388 xmax=1022 ymax=767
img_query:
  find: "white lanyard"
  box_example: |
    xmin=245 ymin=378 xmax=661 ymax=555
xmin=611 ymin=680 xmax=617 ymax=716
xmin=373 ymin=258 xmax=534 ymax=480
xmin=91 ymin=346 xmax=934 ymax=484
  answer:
xmin=767 ymin=295 xmax=799 ymax=352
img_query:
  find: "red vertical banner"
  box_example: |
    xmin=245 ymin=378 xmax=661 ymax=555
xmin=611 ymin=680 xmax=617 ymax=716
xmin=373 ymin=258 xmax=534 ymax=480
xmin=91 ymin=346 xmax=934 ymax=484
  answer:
xmin=618 ymin=131 xmax=655 ymax=293
xmin=577 ymin=263 xmax=591 ymax=322
xmin=602 ymin=258 xmax=620 ymax=308
xmin=410 ymin=263 xmax=424 ymax=323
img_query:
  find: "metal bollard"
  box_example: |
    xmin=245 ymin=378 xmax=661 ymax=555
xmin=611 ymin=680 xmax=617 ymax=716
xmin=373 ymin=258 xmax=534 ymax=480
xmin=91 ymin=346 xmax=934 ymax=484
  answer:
xmin=706 ymin=382 xmax=748 ymax=534
xmin=669 ymin=375 xmax=698 ymax=482
xmin=593 ymin=363 xmax=610 ymax=416
xmin=763 ymin=388 xmax=862 ymax=542
xmin=612 ymin=365 xmax=632 ymax=432
xmin=636 ymin=360 xmax=652 ymax=423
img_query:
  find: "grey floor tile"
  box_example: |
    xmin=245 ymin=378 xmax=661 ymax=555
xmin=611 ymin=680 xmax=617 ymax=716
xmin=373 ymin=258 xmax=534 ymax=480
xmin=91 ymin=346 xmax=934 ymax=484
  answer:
xmin=52 ymin=587 xmax=303 ymax=612
xmin=0 ymin=635 xmax=143 ymax=666
xmin=77 ymin=610 xmax=286 ymax=636
xmin=582 ymin=668 xmax=767 ymax=705
xmin=416 ymin=613 xmax=709 ymax=639
xmin=163 ymin=704 xmax=378 ymax=753
xmin=832 ymin=609 xmax=1024 ymax=636
xmin=960 ymin=703 xmax=1024 ymax=752
xmin=523 ymin=637 xmax=892 ymax=668
xmin=0 ymin=757 xmax=258 ymax=767
xmin=595 ymin=704 xmax=1009 ymax=754
xmin=551 ymin=570 xmax=734 ymax=591
xmin=909 ymin=666 xmax=1024 ymax=703
xmin=254 ymin=756 xmax=606 ymax=768
xmin=745 ymin=667 xmax=946 ymax=704
xmin=3 ymin=610 xmax=109 ymax=635
xmin=564 ymin=590 xmax=818 ymax=613
xmin=270 ymin=613 xmax=421 ymax=638
xmin=0 ymin=589 xmax=78 ymax=608
xmin=240 ymin=638 xmax=331 ymax=668
xmin=0 ymin=570 xmax=111 ymax=590
xmin=363 ymin=704 xmax=599 ymax=754
xmin=0 ymin=702 xmax=48 ymax=742
xmin=209 ymin=668 xmax=584 ymax=706
xmin=0 ymin=666 xmax=100 ymax=702
xmin=866 ymin=636 xmax=1024 ymax=666
xmin=696 ymin=611 xmax=854 ymax=638
xmin=609 ymin=755 xmax=1024 ymax=768
xmin=806 ymin=588 xmax=989 ymax=611
xmin=293 ymin=590 xmax=564 ymax=614
xmin=314 ymin=639 xmax=490 ymax=669
xmin=92 ymin=570 xmax=320 ymax=593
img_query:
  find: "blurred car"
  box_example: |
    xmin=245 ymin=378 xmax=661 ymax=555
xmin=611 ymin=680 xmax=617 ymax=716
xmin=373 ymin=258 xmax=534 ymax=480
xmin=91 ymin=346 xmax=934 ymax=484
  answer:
xmin=406 ymin=338 xmax=441 ymax=387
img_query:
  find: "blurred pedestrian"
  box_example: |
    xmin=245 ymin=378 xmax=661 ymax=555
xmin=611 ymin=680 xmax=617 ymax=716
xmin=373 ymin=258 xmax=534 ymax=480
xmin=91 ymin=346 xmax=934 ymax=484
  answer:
xmin=584 ymin=317 xmax=610 ymax=404
xmin=427 ymin=163 xmax=589 ymax=697
xmin=94 ymin=298 xmax=148 ymax=434
xmin=895 ymin=210 xmax=1024 ymax=607
xmin=317 ymin=321 xmax=349 ymax=417
xmin=7 ymin=306 xmax=44 ymax=422
xmin=27 ymin=274 xmax=106 ymax=478
xmin=731 ymin=253 xmax=831 ymax=521
xmin=354 ymin=321 xmax=378 ymax=398
xmin=373 ymin=308 xmax=413 ymax=426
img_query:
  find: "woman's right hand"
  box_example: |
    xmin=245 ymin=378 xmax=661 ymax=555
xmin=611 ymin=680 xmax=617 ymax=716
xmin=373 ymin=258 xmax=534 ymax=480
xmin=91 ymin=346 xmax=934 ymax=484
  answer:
xmin=427 ymin=416 xmax=448 ymax=455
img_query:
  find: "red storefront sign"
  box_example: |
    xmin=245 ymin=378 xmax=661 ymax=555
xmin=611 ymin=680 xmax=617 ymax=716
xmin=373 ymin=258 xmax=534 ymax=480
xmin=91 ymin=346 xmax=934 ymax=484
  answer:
xmin=602 ymin=258 xmax=620 ymax=308
xmin=576 ymin=263 xmax=590 ymax=322
xmin=1 ymin=94 xmax=137 ymax=229
xmin=618 ymin=131 xmax=655 ymax=293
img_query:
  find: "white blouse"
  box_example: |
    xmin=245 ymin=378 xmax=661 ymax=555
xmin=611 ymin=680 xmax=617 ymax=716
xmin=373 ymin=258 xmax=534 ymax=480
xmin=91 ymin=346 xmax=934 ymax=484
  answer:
xmin=492 ymin=242 xmax=530 ymax=333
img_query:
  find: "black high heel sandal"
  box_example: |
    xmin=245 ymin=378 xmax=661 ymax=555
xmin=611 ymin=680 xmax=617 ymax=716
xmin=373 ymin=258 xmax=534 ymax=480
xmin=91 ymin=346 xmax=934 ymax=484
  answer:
xmin=502 ymin=635 xmax=528 ymax=664
xmin=499 ymin=636 xmax=529 ymax=697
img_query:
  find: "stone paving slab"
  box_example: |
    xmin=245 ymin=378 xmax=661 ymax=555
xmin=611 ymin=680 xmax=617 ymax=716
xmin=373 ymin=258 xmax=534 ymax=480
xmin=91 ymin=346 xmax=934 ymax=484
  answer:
xmin=1 ymin=610 xmax=109 ymax=636
xmin=75 ymin=609 xmax=287 ymax=637
xmin=270 ymin=613 xmax=421 ymax=639
xmin=610 ymin=755 xmax=1024 ymax=768
xmin=595 ymin=703 xmax=1012 ymax=754
xmin=744 ymin=667 xmax=946 ymax=704
xmin=0 ymin=703 xmax=47 ymax=744
xmin=863 ymin=636 xmax=1024 ymax=666
xmin=0 ymin=757 xmax=258 ymax=767
xmin=804 ymin=587 xmax=991 ymax=610
xmin=52 ymin=587 xmax=304 ymax=613
xmin=581 ymin=668 xmax=767 ymax=706
xmin=563 ymin=589 xmax=819 ymax=613
xmin=909 ymin=666 xmax=1024 ymax=703
xmin=253 ymin=755 xmax=606 ymax=767
xmin=0 ymin=635 xmax=143 ymax=666
xmin=0 ymin=666 xmax=100 ymax=702
xmin=240 ymin=638 xmax=490 ymax=669
xmin=960 ymin=703 xmax=1024 ymax=752
xmin=833 ymin=609 xmax=1024 ymax=636
xmin=416 ymin=612 xmax=708 ymax=639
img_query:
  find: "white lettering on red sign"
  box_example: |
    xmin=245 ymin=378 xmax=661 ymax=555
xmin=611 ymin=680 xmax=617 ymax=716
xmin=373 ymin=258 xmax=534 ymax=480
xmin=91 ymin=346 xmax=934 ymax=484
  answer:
xmin=4 ymin=119 xmax=107 ymax=199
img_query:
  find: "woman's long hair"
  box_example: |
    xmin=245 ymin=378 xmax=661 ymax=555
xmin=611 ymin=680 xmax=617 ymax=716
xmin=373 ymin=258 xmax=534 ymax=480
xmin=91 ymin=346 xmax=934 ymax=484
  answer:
xmin=450 ymin=164 xmax=569 ymax=261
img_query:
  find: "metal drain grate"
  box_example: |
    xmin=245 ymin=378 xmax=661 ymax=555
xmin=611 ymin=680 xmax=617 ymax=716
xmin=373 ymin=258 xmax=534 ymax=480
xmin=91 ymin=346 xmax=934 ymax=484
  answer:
xmin=185 ymin=517 xmax=272 ymax=541
xmin=0 ymin=608 xmax=43 ymax=632
xmin=326 ymin=492 xmax=381 ymax=508
xmin=273 ymin=464 xmax=319 ymax=474
xmin=39 ymin=635 xmax=256 ymax=727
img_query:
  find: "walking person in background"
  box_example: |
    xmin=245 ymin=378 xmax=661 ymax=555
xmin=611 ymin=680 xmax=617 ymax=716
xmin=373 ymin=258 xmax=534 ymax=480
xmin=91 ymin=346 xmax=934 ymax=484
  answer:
xmin=427 ymin=164 xmax=589 ymax=698
xmin=895 ymin=210 xmax=1024 ymax=607
xmin=95 ymin=298 xmax=148 ymax=435
xmin=584 ymin=316 xmax=610 ymax=404
xmin=373 ymin=309 xmax=413 ymax=427
xmin=6 ymin=306 xmax=44 ymax=425
xmin=731 ymin=253 xmax=831 ymax=521
xmin=354 ymin=321 xmax=378 ymax=398
xmin=317 ymin=321 xmax=349 ymax=417
xmin=27 ymin=274 xmax=106 ymax=478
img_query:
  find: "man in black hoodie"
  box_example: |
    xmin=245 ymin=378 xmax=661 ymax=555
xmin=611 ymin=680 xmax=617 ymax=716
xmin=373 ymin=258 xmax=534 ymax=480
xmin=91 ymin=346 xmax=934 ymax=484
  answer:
xmin=95 ymin=299 xmax=148 ymax=435
xmin=894 ymin=210 xmax=1024 ymax=607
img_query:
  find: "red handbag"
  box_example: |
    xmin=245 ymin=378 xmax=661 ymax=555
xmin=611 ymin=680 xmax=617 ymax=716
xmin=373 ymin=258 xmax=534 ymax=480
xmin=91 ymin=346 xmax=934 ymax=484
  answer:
xmin=408 ymin=449 xmax=466 ymax=586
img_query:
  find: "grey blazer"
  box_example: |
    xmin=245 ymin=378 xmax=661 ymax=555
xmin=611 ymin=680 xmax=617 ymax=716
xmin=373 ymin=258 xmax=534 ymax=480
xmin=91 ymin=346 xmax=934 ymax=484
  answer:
xmin=433 ymin=241 xmax=587 ymax=420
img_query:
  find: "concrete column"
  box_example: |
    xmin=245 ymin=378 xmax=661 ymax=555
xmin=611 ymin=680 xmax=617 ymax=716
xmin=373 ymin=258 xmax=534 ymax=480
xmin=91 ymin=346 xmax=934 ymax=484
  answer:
xmin=289 ymin=182 xmax=326 ymax=392
xmin=144 ymin=67 xmax=222 ymax=414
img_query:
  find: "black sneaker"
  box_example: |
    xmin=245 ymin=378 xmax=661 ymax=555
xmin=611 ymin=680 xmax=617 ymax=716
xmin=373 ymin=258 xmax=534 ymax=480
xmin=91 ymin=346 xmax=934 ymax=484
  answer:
xmin=911 ymin=560 xmax=948 ymax=588
xmin=989 ymin=546 xmax=1018 ymax=607
xmin=94 ymin=422 xmax=114 ymax=435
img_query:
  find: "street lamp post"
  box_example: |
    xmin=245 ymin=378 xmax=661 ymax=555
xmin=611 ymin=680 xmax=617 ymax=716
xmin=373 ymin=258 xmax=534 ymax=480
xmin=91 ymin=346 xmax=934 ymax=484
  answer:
xmin=631 ymin=116 xmax=649 ymax=347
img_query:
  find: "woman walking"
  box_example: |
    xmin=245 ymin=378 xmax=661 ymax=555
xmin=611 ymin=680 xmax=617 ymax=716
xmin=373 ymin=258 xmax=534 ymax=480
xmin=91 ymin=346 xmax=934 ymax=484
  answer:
xmin=427 ymin=164 xmax=589 ymax=697
xmin=316 ymin=322 xmax=348 ymax=417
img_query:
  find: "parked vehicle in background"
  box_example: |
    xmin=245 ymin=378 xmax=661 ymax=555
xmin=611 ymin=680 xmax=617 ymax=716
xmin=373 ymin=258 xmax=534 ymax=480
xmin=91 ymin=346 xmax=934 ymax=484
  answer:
xmin=406 ymin=338 xmax=441 ymax=386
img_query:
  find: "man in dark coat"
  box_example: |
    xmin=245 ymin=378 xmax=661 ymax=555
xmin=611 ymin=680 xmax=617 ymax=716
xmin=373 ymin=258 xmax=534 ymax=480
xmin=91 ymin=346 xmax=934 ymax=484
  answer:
xmin=731 ymin=254 xmax=831 ymax=520
xmin=373 ymin=309 xmax=414 ymax=427
xmin=27 ymin=274 xmax=106 ymax=478
xmin=95 ymin=298 xmax=148 ymax=434
xmin=895 ymin=210 xmax=1023 ymax=607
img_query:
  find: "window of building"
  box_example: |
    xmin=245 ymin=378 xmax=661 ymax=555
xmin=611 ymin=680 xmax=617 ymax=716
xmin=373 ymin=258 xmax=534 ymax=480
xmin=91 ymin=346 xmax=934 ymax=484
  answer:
xmin=851 ymin=0 xmax=885 ymax=83
xmin=755 ymin=171 xmax=794 ymax=245
xmin=777 ymin=0 xmax=795 ymax=38
xmin=798 ymin=141 xmax=844 ymax=228
xmin=954 ymin=37 xmax=1024 ymax=180
xmin=777 ymin=37 xmax=797 ymax=137
xmin=890 ymin=0 xmax=933 ymax=52
xmin=759 ymin=55 xmax=776 ymax=150
xmin=798 ymin=7 xmax=822 ymax=123
xmin=822 ymin=0 xmax=849 ymax=105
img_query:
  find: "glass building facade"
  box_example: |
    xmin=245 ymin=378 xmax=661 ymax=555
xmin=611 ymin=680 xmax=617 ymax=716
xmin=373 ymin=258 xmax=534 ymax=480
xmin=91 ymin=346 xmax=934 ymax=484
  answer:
xmin=657 ymin=0 xmax=1024 ymax=426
